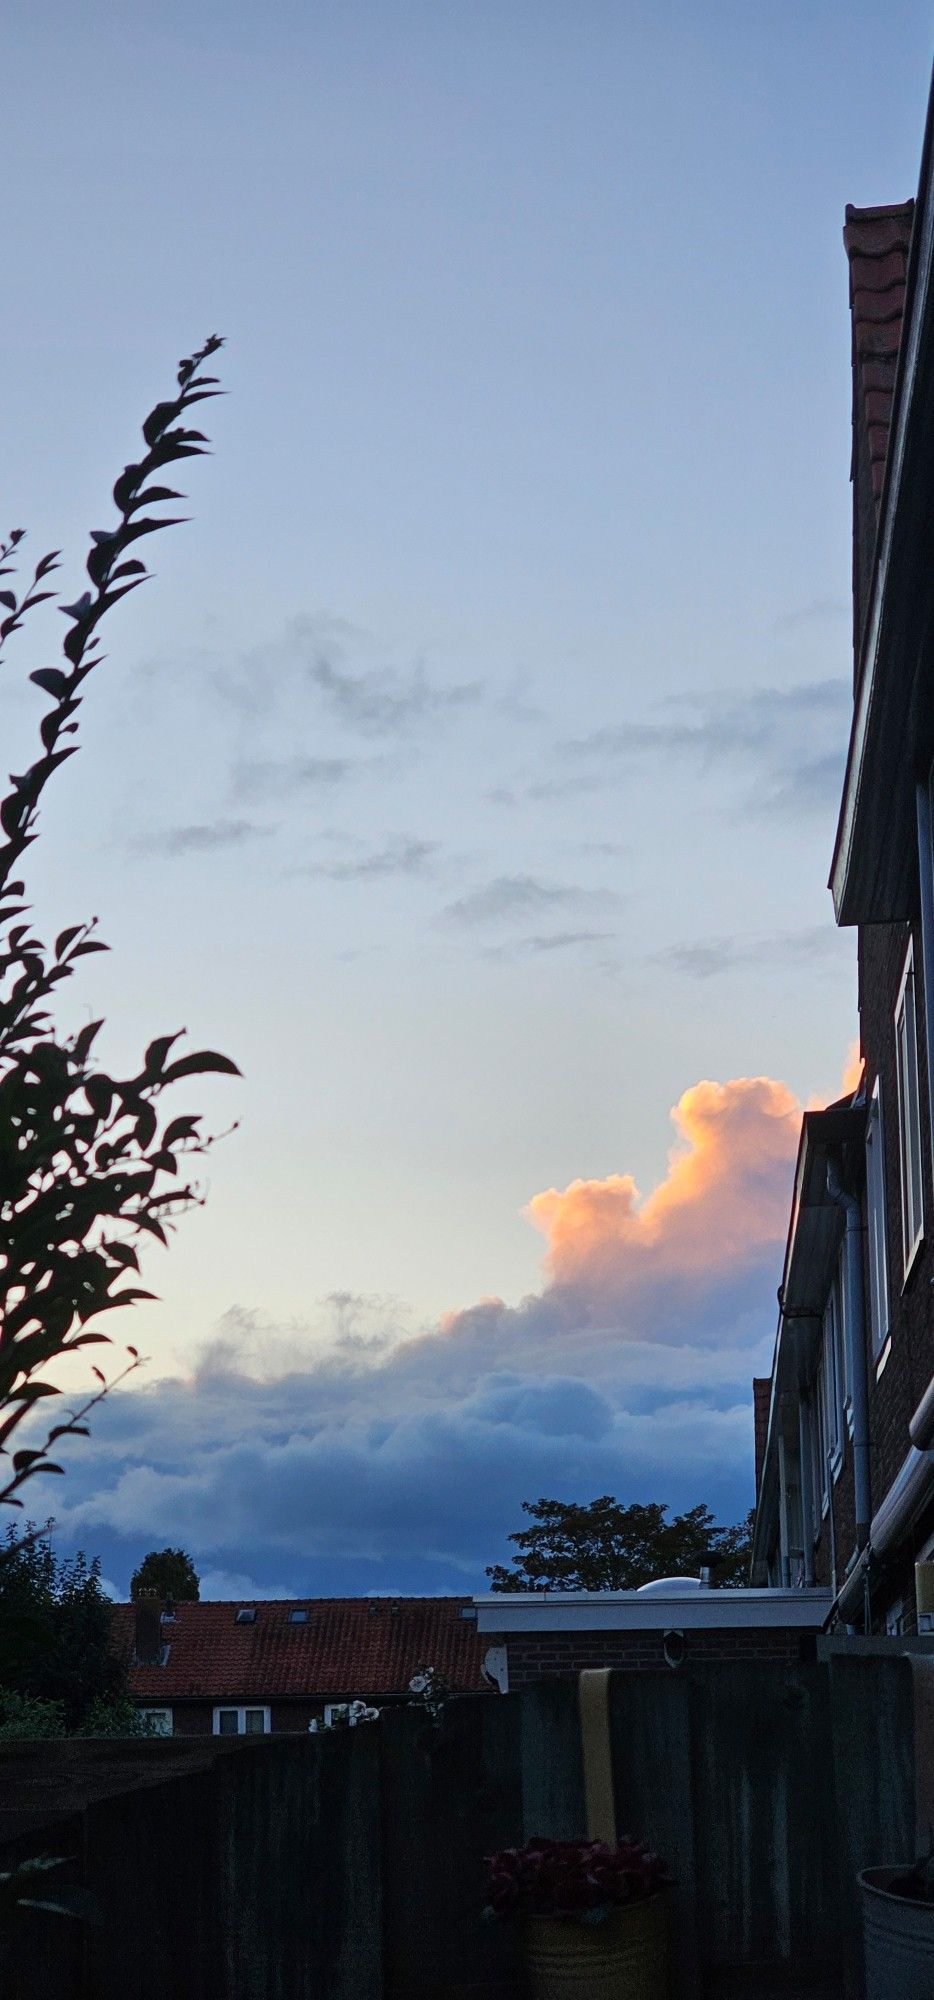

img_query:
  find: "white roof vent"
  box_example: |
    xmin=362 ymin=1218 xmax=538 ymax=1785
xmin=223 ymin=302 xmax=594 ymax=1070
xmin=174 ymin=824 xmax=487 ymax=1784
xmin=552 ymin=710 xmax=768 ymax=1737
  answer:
xmin=636 ymin=1576 xmax=705 ymax=1597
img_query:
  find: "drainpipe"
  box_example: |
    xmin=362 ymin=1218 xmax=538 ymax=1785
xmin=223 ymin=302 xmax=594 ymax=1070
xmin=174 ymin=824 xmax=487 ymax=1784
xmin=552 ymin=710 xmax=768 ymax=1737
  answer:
xmin=797 ymin=1400 xmax=815 ymax=1586
xmin=915 ymin=778 xmax=934 ymax=1151
xmin=827 ymin=1160 xmax=871 ymax=1551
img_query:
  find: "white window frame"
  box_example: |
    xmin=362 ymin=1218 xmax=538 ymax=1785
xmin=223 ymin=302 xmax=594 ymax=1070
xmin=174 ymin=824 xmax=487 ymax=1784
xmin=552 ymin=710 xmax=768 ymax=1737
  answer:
xmin=141 ymin=1707 xmax=173 ymax=1736
xmin=895 ymin=940 xmax=925 ymax=1276
xmin=866 ymin=1077 xmax=890 ymax=1355
xmin=212 ymin=1705 xmax=271 ymax=1737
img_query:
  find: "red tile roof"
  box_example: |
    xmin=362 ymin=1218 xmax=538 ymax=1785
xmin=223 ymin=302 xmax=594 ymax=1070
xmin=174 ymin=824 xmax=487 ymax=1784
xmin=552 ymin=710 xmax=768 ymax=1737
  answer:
xmin=114 ymin=1597 xmax=489 ymax=1703
xmin=844 ymin=201 xmax=914 ymax=510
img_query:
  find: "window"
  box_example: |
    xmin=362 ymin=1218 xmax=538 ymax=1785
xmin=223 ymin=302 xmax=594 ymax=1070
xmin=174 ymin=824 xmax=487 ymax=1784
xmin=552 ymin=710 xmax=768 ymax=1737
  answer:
xmin=287 ymin=1608 xmax=309 ymax=1624
xmin=810 ymin=1281 xmax=845 ymax=1511
xmin=213 ymin=1706 xmax=270 ymax=1736
xmin=141 ymin=1707 xmax=173 ymax=1736
xmin=866 ymin=1078 xmax=890 ymax=1353
xmin=234 ymin=1607 xmax=257 ymax=1625
xmin=895 ymin=941 xmax=925 ymax=1272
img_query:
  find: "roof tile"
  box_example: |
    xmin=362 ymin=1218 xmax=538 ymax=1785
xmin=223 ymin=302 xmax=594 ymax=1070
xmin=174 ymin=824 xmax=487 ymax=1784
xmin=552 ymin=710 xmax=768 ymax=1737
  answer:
xmin=844 ymin=200 xmax=914 ymax=514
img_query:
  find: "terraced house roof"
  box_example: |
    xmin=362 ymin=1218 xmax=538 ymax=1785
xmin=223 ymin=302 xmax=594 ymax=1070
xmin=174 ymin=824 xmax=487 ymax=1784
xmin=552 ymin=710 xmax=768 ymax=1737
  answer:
xmin=114 ymin=1596 xmax=489 ymax=1701
xmin=844 ymin=199 xmax=914 ymax=511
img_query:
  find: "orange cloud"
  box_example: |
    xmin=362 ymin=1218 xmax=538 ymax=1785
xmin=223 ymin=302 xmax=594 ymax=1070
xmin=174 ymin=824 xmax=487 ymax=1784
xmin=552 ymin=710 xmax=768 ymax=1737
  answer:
xmin=525 ymin=1078 xmax=800 ymax=1307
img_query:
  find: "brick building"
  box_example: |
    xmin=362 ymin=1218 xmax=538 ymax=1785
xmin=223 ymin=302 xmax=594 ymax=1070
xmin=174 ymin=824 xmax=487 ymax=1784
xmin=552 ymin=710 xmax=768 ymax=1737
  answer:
xmin=752 ymin=77 xmax=934 ymax=1634
xmin=116 ymin=1596 xmax=489 ymax=1734
xmin=473 ymin=1584 xmax=831 ymax=1687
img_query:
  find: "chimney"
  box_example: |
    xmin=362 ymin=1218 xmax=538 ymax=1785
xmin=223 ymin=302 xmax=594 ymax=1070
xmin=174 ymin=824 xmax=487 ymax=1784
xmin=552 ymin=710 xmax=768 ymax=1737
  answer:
xmin=134 ymin=1595 xmax=163 ymax=1666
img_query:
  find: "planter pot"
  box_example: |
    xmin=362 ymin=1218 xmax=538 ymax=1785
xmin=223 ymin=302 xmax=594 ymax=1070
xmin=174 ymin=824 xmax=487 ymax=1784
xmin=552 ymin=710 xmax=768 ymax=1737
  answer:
xmin=860 ymin=1866 xmax=934 ymax=2000
xmin=524 ymin=1895 xmax=669 ymax=2000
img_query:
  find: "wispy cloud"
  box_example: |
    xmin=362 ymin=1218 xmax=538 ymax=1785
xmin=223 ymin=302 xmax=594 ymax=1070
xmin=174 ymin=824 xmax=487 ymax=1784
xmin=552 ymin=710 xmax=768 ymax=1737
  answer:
xmin=749 ymin=752 xmax=845 ymax=819
xmin=509 ymin=679 xmax=850 ymax=818
xmin=775 ymin=596 xmax=848 ymax=632
xmin=145 ymin=819 xmax=273 ymax=856
xmin=654 ymin=924 xmax=842 ymax=981
xmin=310 ymin=836 xmax=438 ymax=882
xmin=564 ymin=679 xmax=849 ymax=767
xmin=308 ymin=645 xmax=482 ymax=739
xmin=232 ymin=755 xmax=356 ymax=802
xmin=442 ymin=874 xmax=616 ymax=927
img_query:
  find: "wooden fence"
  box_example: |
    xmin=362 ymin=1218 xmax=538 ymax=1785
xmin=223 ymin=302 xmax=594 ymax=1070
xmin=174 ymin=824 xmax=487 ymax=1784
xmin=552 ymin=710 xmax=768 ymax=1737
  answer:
xmin=0 ymin=1654 xmax=921 ymax=1999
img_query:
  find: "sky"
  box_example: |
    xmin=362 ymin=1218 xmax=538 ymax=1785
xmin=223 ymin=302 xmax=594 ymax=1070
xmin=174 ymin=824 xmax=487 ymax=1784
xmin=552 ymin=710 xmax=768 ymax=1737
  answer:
xmin=2 ymin=0 xmax=933 ymax=1599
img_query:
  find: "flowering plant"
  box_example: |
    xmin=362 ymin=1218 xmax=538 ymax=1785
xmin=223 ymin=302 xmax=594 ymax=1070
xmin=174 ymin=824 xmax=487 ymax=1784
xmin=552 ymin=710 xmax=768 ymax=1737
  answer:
xmin=485 ymin=1838 xmax=670 ymax=1923
xmin=308 ymin=1699 xmax=380 ymax=1732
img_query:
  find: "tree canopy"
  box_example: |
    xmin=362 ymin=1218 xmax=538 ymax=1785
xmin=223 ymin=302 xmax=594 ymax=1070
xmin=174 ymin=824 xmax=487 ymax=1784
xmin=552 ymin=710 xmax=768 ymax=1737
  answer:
xmin=486 ymin=1495 xmax=754 ymax=1593
xmin=130 ymin=1547 xmax=200 ymax=1603
xmin=0 ymin=1522 xmax=128 ymax=1731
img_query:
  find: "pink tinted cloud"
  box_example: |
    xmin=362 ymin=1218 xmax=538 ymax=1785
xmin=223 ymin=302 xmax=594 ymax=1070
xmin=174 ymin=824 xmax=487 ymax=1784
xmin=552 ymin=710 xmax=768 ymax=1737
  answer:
xmin=524 ymin=1077 xmax=800 ymax=1314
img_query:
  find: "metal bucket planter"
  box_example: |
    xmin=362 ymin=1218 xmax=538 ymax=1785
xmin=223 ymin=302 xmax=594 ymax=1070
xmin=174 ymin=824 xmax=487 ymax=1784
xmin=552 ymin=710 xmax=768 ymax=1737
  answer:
xmin=524 ymin=1894 xmax=669 ymax=2000
xmin=860 ymin=1866 xmax=934 ymax=1999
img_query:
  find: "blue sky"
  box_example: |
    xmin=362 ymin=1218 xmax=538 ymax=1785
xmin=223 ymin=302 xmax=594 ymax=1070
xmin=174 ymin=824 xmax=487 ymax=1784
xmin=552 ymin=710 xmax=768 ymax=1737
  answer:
xmin=3 ymin=1 xmax=932 ymax=1596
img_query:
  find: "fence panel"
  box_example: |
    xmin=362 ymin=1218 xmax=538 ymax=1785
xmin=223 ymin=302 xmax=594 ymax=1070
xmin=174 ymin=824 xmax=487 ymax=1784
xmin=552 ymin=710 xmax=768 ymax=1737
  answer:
xmin=380 ymin=1692 xmax=523 ymax=1999
xmin=688 ymin=1661 xmax=839 ymax=1993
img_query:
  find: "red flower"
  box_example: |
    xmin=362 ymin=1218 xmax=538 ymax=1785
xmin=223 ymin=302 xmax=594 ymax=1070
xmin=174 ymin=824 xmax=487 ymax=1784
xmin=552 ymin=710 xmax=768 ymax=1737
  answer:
xmin=484 ymin=1837 xmax=670 ymax=1919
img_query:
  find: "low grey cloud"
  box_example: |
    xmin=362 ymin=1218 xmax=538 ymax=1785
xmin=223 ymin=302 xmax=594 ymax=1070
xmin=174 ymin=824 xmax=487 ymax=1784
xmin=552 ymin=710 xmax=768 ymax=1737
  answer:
xmin=308 ymin=644 xmax=482 ymax=739
xmin=310 ymin=836 xmax=438 ymax=882
xmin=145 ymin=819 xmax=273 ymax=856
xmin=654 ymin=924 xmax=842 ymax=981
xmin=442 ymin=874 xmax=616 ymax=927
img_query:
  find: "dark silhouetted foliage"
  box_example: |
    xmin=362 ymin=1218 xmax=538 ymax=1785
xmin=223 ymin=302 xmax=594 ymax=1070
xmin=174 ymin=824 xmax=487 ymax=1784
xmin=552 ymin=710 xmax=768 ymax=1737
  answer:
xmin=486 ymin=1495 xmax=755 ymax=1592
xmin=130 ymin=1545 xmax=200 ymax=1602
xmin=0 ymin=338 xmax=239 ymax=1510
xmin=0 ymin=1520 xmax=128 ymax=1730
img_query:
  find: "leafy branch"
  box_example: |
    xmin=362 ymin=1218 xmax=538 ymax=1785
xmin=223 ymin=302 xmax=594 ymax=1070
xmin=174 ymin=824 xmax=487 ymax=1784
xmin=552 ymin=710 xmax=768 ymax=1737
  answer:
xmin=0 ymin=337 xmax=239 ymax=1505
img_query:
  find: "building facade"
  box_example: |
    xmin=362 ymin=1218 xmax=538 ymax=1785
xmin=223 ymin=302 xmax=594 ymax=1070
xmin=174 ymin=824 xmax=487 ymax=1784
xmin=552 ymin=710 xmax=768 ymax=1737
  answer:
xmin=753 ymin=87 xmax=934 ymax=1633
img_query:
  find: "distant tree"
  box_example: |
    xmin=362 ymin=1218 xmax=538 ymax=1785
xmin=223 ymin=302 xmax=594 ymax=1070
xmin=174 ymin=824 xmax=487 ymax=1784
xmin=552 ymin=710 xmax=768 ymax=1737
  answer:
xmin=486 ymin=1496 xmax=755 ymax=1593
xmin=130 ymin=1547 xmax=200 ymax=1602
xmin=0 ymin=336 xmax=239 ymax=1513
xmin=0 ymin=1521 xmax=129 ymax=1730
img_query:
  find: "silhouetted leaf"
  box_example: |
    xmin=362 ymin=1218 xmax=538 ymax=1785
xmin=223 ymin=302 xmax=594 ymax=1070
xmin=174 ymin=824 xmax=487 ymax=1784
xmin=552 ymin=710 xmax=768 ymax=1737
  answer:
xmin=161 ymin=1050 xmax=241 ymax=1082
xmin=29 ymin=668 xmax=68 ymax=697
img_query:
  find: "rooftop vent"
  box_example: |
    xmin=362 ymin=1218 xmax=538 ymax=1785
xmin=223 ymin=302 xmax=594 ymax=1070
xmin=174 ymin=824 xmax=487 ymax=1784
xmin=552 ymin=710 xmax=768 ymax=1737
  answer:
xmin=235 ymin=1607 xmax=257 ymax=1624
xmin=635 ymin=1577 xmax=705 ymax=1598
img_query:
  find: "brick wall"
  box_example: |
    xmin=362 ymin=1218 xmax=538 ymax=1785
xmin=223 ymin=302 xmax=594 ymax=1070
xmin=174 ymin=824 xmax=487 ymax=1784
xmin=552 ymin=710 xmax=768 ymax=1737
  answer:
xmin=504 ymin=1625 xmax=809 ymax=1688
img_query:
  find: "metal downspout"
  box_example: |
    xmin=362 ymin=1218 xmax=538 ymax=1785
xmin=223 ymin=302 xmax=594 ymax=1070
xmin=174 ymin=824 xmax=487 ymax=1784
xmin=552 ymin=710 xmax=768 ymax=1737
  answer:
xmin=827 ymin=1161 xmax=871 ymax=1550
xmin=797 ymin=1400 xmax=815 ymax=1587
xmin=915 ymin=777 xmax=934 ymax=1150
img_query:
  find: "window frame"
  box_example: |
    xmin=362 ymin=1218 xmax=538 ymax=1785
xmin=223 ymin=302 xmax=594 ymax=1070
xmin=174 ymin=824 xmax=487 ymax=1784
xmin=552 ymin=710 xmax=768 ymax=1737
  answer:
xmin=140 ymin=1706 xmax=173 ymax=1736
xmin=212 ymin=1705 xmax=271 ymax=1737
xmin=865 ymin=1076 xmax=891 ymax=1355
xmin=895 ymin=940 xmax=925 ymax=1277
